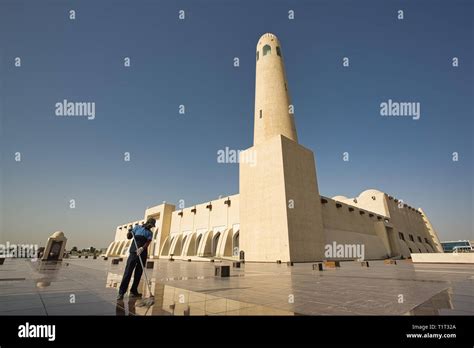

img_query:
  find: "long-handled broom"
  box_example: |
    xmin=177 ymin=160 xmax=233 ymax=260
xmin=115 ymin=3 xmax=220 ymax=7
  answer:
xmin=130 ymin=232 xmax=155 ymax=308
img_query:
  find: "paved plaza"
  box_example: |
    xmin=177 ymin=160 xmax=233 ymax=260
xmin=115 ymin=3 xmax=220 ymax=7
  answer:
xmin=0 ymin=258 xmax=472 ymax=316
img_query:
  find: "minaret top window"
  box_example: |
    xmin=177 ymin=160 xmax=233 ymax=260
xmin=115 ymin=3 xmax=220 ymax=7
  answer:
xmin=263 ymin=44 xmax=271 ymax=56
xmin=276 ymin=46 xmax=281 ymax=57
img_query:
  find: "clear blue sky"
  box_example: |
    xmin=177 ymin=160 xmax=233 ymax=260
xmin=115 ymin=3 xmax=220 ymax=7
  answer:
xmin=1 ymin=0 xmax=472 ymax=249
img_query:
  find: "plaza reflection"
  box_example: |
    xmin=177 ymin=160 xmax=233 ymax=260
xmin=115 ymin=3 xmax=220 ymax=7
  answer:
xmin=106 ymin=271 xmax=296 ymax=316
xmin=408 ymin=288 xmax=457 ymax=315
xmin=33 ymin=260 xmax=63 ymax=288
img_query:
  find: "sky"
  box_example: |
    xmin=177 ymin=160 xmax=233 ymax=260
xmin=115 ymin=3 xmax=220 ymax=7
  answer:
xmin=0 ymin=0 xmax=472 ymax=249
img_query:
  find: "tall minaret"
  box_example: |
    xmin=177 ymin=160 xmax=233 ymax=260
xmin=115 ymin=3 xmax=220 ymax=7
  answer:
xmin=240 ymin=33 xmax=326 ymax=263
xmin=254 ymin=33 xmax=298 ymax=145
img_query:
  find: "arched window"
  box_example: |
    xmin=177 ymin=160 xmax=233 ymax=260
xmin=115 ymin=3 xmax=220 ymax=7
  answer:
xmin=212 ymin=232 xmax=221 ymax=256
xmin=196 ymin=234 xmax=202 ymax=254
xmin=256 ymin=51 xmax=259 ymax=61
xmin=276 ymin=46 xmax=281 ymax=57
xmin=182 ymin=235 xmax=188 ymax=254
xmin=263 ymin=44 xmax=271 ymax=56
xmin=233 ymin=231 xmax=240 ymax=257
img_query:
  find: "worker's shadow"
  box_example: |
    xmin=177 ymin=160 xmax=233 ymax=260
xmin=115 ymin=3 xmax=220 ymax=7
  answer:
xmin=115 ymin=298 xmax=138 ymax=316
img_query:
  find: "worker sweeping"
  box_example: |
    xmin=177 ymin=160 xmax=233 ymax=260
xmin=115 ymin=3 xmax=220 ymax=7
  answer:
xmin=117 ymin=218 xmax=155 ymax=300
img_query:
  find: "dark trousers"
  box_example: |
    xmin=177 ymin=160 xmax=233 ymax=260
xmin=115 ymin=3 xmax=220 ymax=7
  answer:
xmin=119 ymin=252 xmax=147 ymax=295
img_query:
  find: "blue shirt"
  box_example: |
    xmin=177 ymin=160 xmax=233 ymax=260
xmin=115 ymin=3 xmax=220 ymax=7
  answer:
xmin=129 ymin=225 xmax=153 ymax=253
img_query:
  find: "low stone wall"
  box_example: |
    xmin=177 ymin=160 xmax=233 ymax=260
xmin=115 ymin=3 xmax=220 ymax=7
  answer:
xmin=411 ymin=253 xmax=474 ymax=264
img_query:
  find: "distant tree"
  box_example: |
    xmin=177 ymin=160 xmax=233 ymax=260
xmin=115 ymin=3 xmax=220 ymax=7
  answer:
xmin=90 ymin=246 xmax=96 ymax=254
xmin=71 ymin=246 xmax=78 ymax=252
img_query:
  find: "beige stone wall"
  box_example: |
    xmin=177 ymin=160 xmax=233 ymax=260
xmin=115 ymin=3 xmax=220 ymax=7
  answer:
xmin=281 ymin=136 xmax=326 ymax=261
xmin=333 ymin=189 xmax=388 ymax=217
xmin=169 ymin=195 xmax=239 ymax=234
xmin=240 ymin=135 xmax=290 ymax=262
xmin=145 ymin=203 xmax=175 ymax=258
xmin=107 ymin=203 xmax=176 ymax=258
xmin=321 ymin=197 xmax=390 ymax=259
xmin=411 ymin=253 xmax=473 ymax=264
xmin=384 ymin=197 xmax=438 ymax=256
xmin=240 ymin=135 xmax=325 ymax=262
xmin=327 ymin=190 xmax=442 ymax=259
xmin=163 ymin=195 xmax=240 ymax=258
xmin=322 ymin=196 xmax=388 ymax=236
xmin=107 ymin=219 xmax=144 ymax=257
xmin=419 ymin=208 xmax=444 ymax=252
xmin=106 ymin=191 xmax=443 ymax=261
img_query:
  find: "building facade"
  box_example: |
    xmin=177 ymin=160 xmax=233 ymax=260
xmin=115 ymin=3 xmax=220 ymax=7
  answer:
xmin=106 ymin=33 xmax=443 ymax=262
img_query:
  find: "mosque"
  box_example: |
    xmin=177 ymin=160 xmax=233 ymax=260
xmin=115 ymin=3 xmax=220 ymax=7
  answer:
xmin=106 ymin=33 xmax=443 ymax=262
